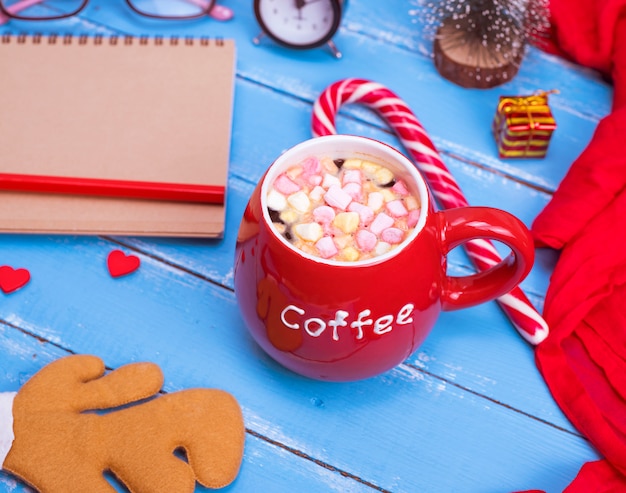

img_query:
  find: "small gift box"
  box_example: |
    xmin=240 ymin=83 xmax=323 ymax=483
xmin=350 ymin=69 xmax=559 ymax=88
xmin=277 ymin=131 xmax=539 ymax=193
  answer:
xmin=492 ymin=91 xmax=557 ymax=158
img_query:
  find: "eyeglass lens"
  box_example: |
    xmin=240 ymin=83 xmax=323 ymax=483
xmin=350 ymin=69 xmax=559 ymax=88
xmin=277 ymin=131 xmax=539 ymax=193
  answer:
xmin=1 ymin=0 xmax=85 ymax=20
xmin=0 ymin=0 xmax=215 ymax=20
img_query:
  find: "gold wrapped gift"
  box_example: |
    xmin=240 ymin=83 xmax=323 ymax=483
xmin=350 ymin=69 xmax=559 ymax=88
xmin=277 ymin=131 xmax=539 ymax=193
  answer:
xmin=492 ymin=91 xmax=557 ymax=158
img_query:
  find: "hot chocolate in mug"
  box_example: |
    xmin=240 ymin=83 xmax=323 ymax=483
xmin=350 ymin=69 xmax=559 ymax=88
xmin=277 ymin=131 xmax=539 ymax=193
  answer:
xmin=234 ymin=135 xmax=534 ymax=381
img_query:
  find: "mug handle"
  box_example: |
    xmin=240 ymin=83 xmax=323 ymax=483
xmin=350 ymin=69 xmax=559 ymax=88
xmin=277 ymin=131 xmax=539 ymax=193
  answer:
xmin=436 ymin=206 xmax=534 ymax=311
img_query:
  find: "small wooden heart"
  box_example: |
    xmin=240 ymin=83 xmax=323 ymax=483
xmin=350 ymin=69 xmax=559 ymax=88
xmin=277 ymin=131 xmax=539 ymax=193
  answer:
xmin=0 ymin=265 xmax=31 ymax=294
xmin=107 ymin=249 xmax=140 ymax=278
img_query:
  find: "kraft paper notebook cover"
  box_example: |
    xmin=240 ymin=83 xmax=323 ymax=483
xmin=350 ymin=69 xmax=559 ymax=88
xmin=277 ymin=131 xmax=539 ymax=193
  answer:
xmin=0 ymin=34 xmax=236 ymax=237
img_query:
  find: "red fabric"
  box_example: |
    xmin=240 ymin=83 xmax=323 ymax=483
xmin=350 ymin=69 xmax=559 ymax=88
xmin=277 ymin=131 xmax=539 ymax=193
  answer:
xmin=547 ymin=0 xmax=626 ymax=76
xmin=529 ymin=0 xmax=626 ymax=491
xmin=536 ymin=195 xmax=626 ymax=485
xmin=531 ymin=108 xmax=626 ymax=249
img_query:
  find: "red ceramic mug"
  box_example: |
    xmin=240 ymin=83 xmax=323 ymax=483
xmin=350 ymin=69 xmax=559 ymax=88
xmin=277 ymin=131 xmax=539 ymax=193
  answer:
xmin=234 ymin=135 xmax=534 ymax=381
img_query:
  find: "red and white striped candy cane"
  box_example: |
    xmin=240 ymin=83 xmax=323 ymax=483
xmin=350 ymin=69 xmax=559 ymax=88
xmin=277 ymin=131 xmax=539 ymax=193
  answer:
xmin=312 ymin=78 xmax=549 ymax=345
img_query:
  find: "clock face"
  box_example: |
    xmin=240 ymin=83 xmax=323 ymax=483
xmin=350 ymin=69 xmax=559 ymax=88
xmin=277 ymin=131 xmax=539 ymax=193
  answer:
xmin=255 ymin=0 xmax=341 ymax=49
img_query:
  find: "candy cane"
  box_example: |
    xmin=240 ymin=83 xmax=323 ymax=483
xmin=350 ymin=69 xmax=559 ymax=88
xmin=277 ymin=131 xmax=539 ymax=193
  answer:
xmin=312 ymin=78 xmax=549 ymax=345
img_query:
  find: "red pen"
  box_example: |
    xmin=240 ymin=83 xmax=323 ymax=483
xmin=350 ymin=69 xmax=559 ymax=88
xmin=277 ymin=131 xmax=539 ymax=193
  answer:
xmin=0 ymin=172 xmax=225 ymax=205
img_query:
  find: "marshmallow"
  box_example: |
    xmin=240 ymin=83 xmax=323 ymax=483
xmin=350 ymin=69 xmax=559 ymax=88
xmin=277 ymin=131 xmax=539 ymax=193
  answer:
xmin=373 ymin=166 xmax=394 ymax=186
xmin=367 ymin=192 xmax=384 ymax=211
xmin=309 ymin=185 xmax=326 ymax=202
xmin=342 ymin=158 xmax=362 ymax=169
xmin=274 ymin=173 xmax=301 ymax=195
xmin=322 ymin=173 xmax=341 ymax=189
xmin=285 ymin=166 xmax=303 ymax=180
xmin=361 ymin=160 xmax=380 ymax=175
xmin=287 ymin=191 xmax=311 ymax=213
xmin=301 ymin=157 xmax=323 ymax=187
xmin=356 ymin=229 xmax=377 ymax=252
xmin=267 ymin=189 xmax=287 ymax=211
xmin=313 ymin=205 xmax=336 ymax=224
xmin=405 ymin=195 xmax=420 ymax=211
xmin=407 ymin=209 xmax=421 ymax=228
xmin=324 ymin=185 xmax=352 ymax=211
xmin=333 ymin=212 xmax=360 ymax=234
xmin=393 ymin=217 xmax=409 ymax=231
xmin=333 ymin=233 xmax=352 ymax=249
xmin=294 ymin=222 xmax=323 ymax=242
xmin=315 ymin=236 xmax=338 ymax=258
xmin=280 ymin=209 xmax=299 ymax=224
xmin=370 ymin=212 xmax=394 ymax=235
xmin=380 ymin=189 xmax=396 ymax=203
xmin=342 ymin=182 xmax=363 ymax=202
xmin=342 ymin=169 xmax=362 ymax=185
xmin=374 ymin=241 xmax=392 ymax=256
xmin=321 ymin=157 xmax=339 ymax=174
xmin=300 ymin=156 xmax=321 ymax=177
xmin=381 ymin=227 xmax=404 ymax=244
xmin=340 ymin=247 xmax=360 ymax=262
xmin=391 ymin=180 xmax=409 ymax=196
xmin=385 ymin=199 xmax=408 ymax=218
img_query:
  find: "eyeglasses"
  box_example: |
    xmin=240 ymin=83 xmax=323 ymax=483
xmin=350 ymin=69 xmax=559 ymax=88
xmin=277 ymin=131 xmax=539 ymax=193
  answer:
xmin=0 ymin=0 xmax=233 ymax=25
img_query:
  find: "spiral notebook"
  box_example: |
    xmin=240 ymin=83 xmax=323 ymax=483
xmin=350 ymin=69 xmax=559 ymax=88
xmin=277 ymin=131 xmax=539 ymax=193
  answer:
xmin=0 ymin=34 xmax=236 ymax=237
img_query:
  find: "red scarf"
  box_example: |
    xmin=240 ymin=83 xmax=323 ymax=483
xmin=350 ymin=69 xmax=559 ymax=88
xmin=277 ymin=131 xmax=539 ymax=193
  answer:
xmin=523 ymin=0 xmax=626 ymax=490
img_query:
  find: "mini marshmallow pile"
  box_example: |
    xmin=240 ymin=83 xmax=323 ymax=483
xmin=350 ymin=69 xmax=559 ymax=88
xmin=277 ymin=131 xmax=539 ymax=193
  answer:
xmin=267 ymin=155 xmax=422 ymax=261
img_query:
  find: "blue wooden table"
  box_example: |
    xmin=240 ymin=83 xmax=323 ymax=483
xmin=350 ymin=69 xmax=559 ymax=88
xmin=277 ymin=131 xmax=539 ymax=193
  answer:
xmin=0 ymin=1 xmax=610 ymax=491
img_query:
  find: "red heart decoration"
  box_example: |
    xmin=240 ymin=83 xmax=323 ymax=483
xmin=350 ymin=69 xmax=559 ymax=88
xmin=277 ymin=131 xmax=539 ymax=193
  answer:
xmin=107 ymin=249 xmax=140 ymax=278
xmin=0 ymin=265 xmax=31 ymax=294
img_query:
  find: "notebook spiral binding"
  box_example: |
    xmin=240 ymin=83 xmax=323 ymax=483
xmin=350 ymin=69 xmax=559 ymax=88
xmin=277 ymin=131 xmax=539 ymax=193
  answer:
xmin=0 ymin=33 xmax=224 ymax=46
